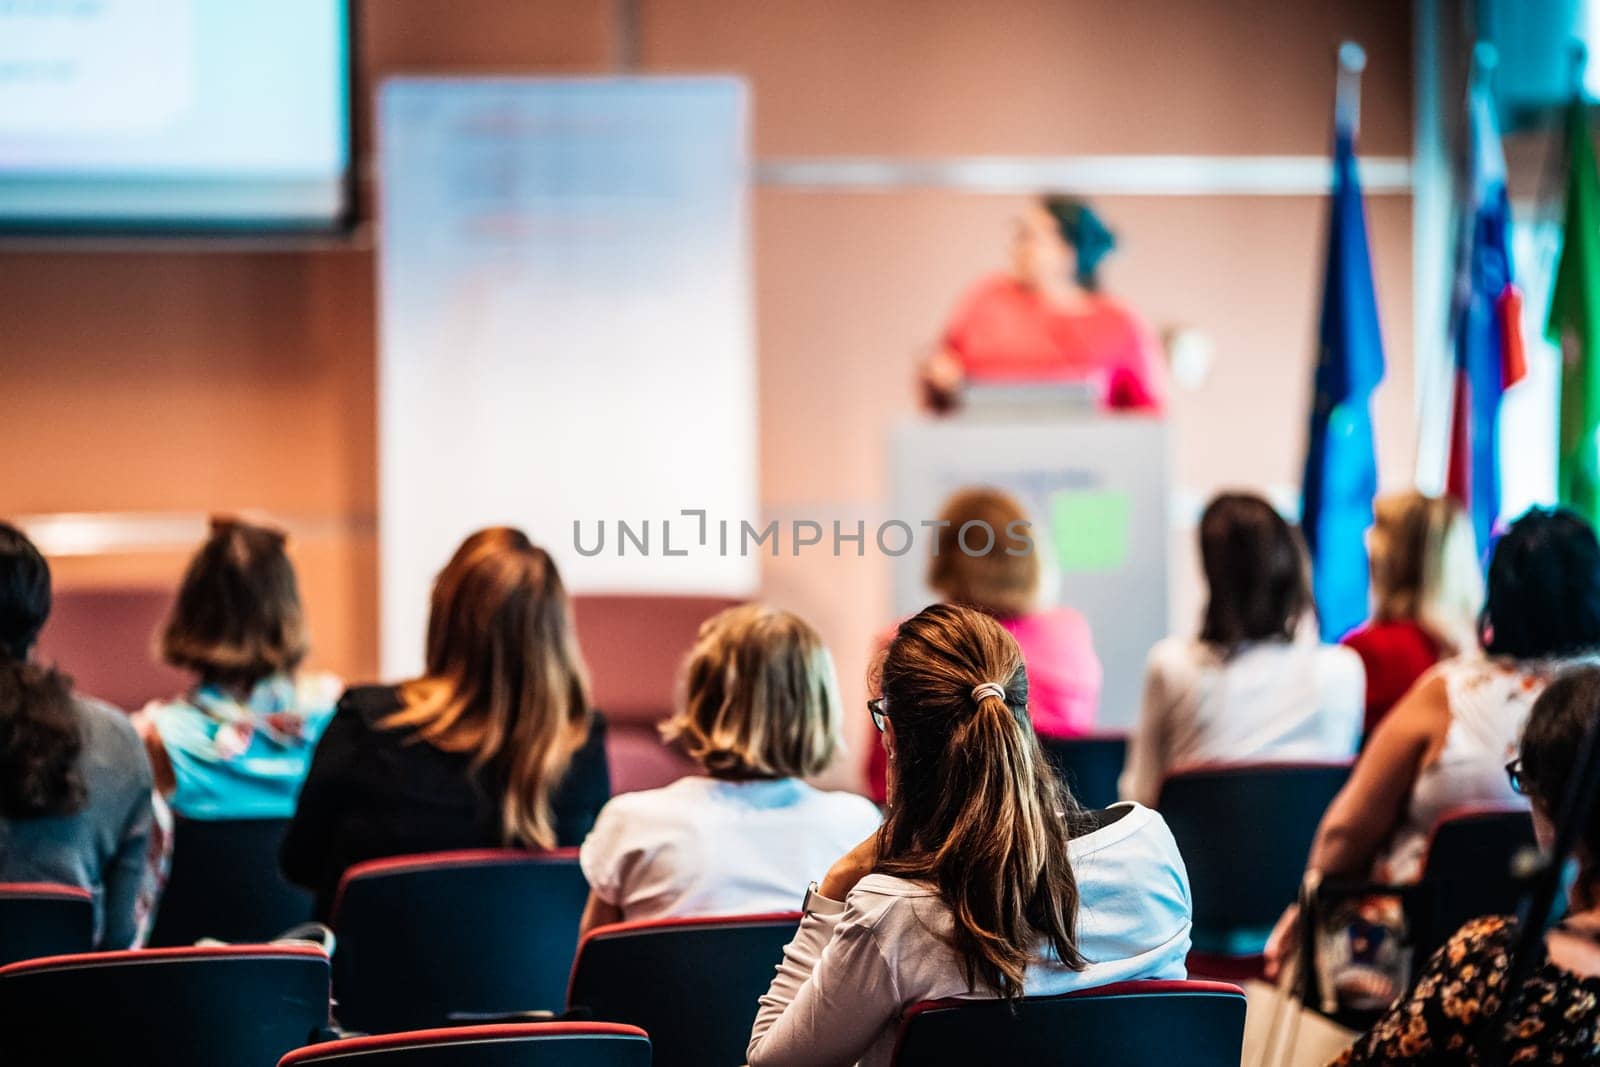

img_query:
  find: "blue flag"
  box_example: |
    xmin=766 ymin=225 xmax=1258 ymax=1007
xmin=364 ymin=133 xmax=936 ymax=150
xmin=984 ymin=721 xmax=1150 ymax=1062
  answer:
xmin=1301 ymin=122 xmax=1386 ymax=642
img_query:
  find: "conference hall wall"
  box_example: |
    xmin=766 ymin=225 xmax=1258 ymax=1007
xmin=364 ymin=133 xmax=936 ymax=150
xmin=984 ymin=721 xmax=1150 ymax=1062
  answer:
xmin=0 ymin=0 xmax=1414 ymax=789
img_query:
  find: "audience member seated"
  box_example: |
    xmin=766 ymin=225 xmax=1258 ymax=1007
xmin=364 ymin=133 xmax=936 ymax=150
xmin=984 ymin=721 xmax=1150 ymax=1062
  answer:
xmin=132 ymin=518 xmax=339 ymax=819
xmin=1264 ymin=507 xmax=1600 ymax=1000
xmin=747 ymin=603 xmax=1191 ymax=1067
xmin=0 ymin=522 xmax=155 ymax=949
xmin=281 ymin=527 xmax=610 ymax=918
xmin=866 ymin=485 xmax=1102 ymax=801
xmin=1331 ymin=664 xmax=1600 ymax=1065
xmin=579 ymin=604 xmax=880 ymax=933
xmin=1341 ymin=492 xmax=1481 ymax=740
xmin=1120 ymin=492 xmax=1364 ymax=806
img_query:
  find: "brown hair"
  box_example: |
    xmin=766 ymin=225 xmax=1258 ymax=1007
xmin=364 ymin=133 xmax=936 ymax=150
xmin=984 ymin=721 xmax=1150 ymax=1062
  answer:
xmin=159 ymin=517 xmax=308 ymax=690
xmin=661 ymin=604 xmax=842 ymax=780
xmin=926 ymin=487 xmax=1040 ymax=619
xmin=382 ymin=527 xmax=592 ymax=849
xmin=1198 ymin=492 xmax=1313 ymax=656
xmin=874 ymin=602 xmax=1088 ymax=997
xmin=1369 ymin=491 xmax=1482 ymax=655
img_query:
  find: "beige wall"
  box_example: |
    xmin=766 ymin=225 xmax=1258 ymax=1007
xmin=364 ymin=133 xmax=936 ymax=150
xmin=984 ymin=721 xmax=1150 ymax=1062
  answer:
xmin=0 ymin=0 xmax=1415 ymax=787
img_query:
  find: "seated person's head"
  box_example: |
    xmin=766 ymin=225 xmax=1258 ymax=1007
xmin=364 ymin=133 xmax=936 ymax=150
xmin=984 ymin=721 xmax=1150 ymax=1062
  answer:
xmin=0 ymin=522 xmax=50 ymax=665
xmin=389 ymin=526 xmax=591 ymax=848
xmin=1481 ymin=508 xmax=1600 ymax=661
xmin=0 ymin=522 xmax=82 ymax=818
xmin=874 ymin=602 xmax=1083 ymax=996
xmin=1198 ymin=492 xmax=1310 ymax=653
xmin=1369 ymin=491 xmax=1482 ymax=654
xmin=1515 ymin=663 xmax=1600 ymax=909
xmin=926 ymin=487 xmax=1039 ymax=619
xmin=160 ymin=517 xmax=307 ymax=691
xmin=662 ymin=604 xmax=842 ymax=781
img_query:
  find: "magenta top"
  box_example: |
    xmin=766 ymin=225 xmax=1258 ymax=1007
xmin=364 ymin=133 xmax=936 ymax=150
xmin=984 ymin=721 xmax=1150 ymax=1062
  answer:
xmin=999 ymin=607 xmax=1102 ymax=738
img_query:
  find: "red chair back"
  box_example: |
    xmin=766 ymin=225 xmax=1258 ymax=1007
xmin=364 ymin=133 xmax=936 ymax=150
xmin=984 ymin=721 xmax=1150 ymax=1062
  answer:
xmin=891 ymin=979 xmax=1247 ymax=1065
xmin=276 ymin=1023 xmax=650 ymax=1066
xmin=0 ymin=944 xmax=330 ymax=1067
xmin=567 ymin=912 xmax=802 ymax=1067
xmin=0 ymin=882 xmax=93 ymax=965
xmin=330 ymin=849 xmax=588 ymax=1033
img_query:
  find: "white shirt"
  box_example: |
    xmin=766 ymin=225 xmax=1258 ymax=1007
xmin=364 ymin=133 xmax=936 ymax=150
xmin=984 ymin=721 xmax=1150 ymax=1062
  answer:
xmin=579 ymin=775 xmax=883 ymax=921
xmin=1120 ymin=636 xmax=1365 ymax=806
xmin=1376 ymin=656 xmax=1549 ymax=883
xmin=747 ymin=802 xmax=1192 ymax=1067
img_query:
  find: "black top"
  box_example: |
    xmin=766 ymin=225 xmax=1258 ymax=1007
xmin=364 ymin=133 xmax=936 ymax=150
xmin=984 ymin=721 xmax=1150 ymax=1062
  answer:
xmin=280 ymin=684 xmax=611 ymax=919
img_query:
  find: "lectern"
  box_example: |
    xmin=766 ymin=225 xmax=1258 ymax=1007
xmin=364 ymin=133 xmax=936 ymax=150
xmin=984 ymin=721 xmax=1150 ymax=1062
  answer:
xmin=890 ymin=405 xmax=1169 ymax=728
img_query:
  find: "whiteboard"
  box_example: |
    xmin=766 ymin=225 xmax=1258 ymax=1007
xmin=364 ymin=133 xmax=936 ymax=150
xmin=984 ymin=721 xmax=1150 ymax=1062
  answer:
xmin=377 ymin=78 xmax=757 ymax=676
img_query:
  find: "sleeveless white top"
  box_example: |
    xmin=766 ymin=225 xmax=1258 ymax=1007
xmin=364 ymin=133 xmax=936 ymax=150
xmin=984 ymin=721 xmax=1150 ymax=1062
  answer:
xmin=1375 ymin=656 xmax=1550 ymax=883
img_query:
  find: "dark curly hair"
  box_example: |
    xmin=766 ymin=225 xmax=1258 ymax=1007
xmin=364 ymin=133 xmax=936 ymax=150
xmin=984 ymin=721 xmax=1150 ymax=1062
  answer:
xmin=0 ymin=522 xmax=85 ymax=818
xmin=1482 ymin=508 xmax=1600 ymax=660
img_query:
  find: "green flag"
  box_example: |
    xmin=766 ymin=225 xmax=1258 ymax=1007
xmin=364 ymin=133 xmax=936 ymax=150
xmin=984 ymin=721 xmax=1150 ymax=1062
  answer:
xmin=1549 ymin=97 xmax=1600 ymax=525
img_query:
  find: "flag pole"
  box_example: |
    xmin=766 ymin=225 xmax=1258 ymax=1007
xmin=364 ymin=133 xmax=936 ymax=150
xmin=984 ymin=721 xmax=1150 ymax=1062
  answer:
xmin=1336 ymin=41 xmax=1367 ymax=137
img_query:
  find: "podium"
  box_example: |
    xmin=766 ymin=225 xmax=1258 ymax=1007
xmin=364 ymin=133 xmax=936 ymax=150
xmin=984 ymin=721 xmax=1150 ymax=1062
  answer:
xmin=890 ymin=412 xmax=1170 ymax=728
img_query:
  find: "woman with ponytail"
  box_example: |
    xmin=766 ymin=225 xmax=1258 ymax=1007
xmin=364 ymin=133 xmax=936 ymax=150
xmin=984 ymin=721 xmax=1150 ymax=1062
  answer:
xmin=0 ymin=522 xmax=156 ymax=949
xmin=748 ymin=603 xmax=1191 ymax=1067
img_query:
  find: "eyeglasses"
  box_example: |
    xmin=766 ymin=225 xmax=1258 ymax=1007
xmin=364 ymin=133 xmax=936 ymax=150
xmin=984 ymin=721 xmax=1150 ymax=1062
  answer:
xmin=867 ymin=697 xmax=887 ymax=733
xmin=1505 ymin=758 xmax=1528 ymax=796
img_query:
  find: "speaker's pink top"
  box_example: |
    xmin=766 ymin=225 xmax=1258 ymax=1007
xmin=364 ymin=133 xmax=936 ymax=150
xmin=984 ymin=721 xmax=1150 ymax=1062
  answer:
xmin=943 ymin=274 xmax=1164 ymax=411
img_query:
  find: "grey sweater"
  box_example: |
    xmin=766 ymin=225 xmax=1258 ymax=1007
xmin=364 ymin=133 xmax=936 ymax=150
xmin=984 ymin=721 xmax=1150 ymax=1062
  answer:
xmin=0 ymin=696 xmax=155 ymax=949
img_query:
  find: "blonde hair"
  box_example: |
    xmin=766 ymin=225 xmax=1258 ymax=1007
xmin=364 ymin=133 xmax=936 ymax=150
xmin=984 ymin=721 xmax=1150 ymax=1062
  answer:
xmin=382 ymin=528 xmax=592 ymax=849
xmin=926 ymin=487 xmax=1040 ymax=618
xmin=1370 ymin=491 xmax=1483 ymax=655
xmin=661 ymin=604 xmax=843 ymax=780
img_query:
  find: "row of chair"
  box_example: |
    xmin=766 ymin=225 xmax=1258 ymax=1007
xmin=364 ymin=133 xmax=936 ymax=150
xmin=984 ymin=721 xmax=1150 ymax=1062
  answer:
xmin=0 ymin=941 xmax=1248 ymax=1065
xmin=2 ymin=759 xmax=1536 ymax=1003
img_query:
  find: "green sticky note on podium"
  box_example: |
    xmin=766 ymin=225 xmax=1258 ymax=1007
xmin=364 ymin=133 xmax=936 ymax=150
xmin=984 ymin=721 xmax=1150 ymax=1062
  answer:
xmin=1048 ymin=490 xmax=1131 ymax=573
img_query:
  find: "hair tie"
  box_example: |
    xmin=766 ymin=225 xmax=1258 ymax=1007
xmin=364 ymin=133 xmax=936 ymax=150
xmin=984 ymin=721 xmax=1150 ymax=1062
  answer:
xmin=971 ymin=682 xmax=1007 ymax=705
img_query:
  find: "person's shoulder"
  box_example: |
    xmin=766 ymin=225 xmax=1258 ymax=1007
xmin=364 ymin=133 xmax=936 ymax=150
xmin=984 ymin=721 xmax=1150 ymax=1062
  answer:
xmin=1146 ymin=636 xmax=1205 ymax=677
xmin=293 ymin=671 xmax=344 ymax=717
xmin=1022 ymin=606 xmax=1094 ymax=641
xmin=329 ymin=684 xmax=405 ymax=742
xmin=597 ymin=778 xmax=696 ymax=822
xmin=1441 ymin=915 xmax=1517 ymax=962
xmin=74 ymin=692 xmax=135 ymax=738
xmin=965 ymin=272 xmax=1020 ymax=300
xmin=1068 ymin=803 xmax=1188 ymax=892
xmin=336 ymin=684 xmax=402 ymax=720
xmin=72 ymin=694 xmax=151 ymax=777
xmin=845 ymin=872 xmax=940 ymax=933
xmin=135 ymin=692 xmax=201 ymax=734
xmin=1314 ymin=641 xmax=1366 ymax=684
xmin=805 ymin=785 xmax=884 ymax=829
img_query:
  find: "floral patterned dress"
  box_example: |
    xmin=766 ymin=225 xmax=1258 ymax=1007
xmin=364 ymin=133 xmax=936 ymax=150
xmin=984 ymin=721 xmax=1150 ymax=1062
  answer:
xmin=1332 ymin=915 xmax=1600 ymax=1065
